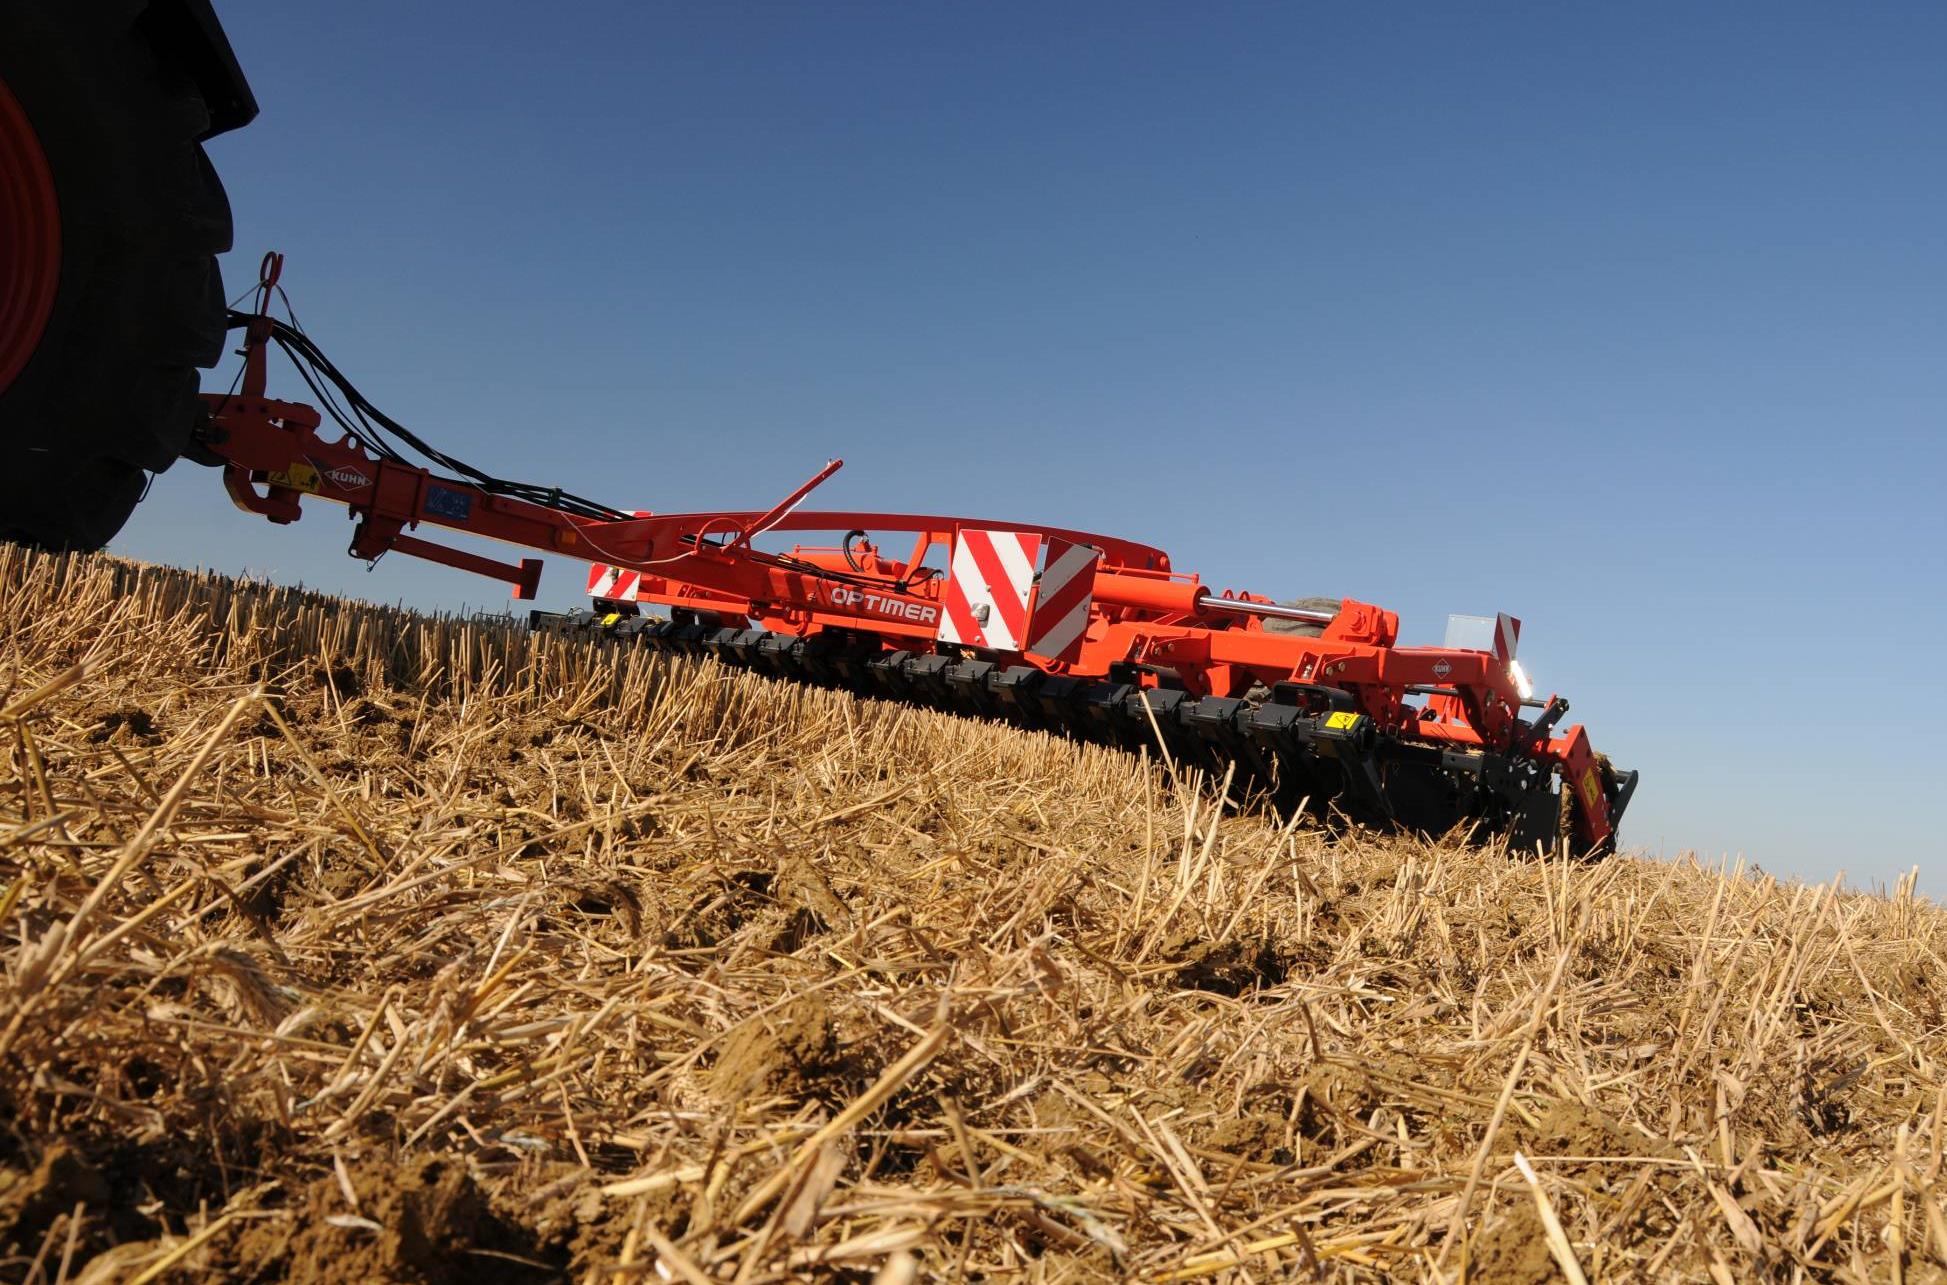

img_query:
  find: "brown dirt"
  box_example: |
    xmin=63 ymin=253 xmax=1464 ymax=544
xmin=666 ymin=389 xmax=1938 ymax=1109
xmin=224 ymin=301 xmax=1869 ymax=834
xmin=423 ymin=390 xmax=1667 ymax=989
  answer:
xmin=221 ymin=1156 xmax=549 ymax=1284
xmin=1172 ymin=936 xmax=1291 ymax=996
xmin=1 ymin=548 xmax=1943 ymax=1282
xmin=1294 ymin=1060 xmax=1384 ymax=1147
xmin=1203 ymin=1088 xmax=1297 ymax=1166
xmin=1522 ymin=1096 xmax=1682 ymax=1162
xmin=712 ymin=993 xmax=851 ymax=1101
xmin=0 ymin=1142 xmax=109 ymax=1249
xmin=1469 ymin=1200 xmax=1561 ymax=1285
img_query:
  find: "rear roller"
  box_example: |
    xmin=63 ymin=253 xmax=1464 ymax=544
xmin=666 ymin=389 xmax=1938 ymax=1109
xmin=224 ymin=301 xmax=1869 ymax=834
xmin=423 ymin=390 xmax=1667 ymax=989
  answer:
xmin=534 ymin=608 xmax=1634 ymax=857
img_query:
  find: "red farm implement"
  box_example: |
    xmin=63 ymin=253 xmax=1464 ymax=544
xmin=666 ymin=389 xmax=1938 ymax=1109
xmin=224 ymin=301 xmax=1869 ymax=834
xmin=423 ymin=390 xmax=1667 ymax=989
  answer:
xmin=200 ymin=255 xmax=1636 ymax=854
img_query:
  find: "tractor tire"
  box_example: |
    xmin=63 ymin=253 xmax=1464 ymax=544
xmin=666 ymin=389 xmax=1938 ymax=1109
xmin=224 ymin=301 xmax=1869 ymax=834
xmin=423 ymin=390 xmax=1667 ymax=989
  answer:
xmin=0 ymin=1 xmax=236 ymax=552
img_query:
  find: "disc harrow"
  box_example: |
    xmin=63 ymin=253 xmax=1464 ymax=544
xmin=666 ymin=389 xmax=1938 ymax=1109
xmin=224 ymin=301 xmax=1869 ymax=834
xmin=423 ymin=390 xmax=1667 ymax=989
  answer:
xmin=531 ymin=607 xmax=1637 ymax=856
xmin=182 ymin=254 xmax=1637 ymax=857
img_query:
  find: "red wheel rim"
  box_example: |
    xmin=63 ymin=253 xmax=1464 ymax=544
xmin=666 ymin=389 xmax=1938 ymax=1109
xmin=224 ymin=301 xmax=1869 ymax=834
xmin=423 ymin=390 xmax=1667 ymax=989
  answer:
xmin=0 ymin=74 xmax=61 ymax=393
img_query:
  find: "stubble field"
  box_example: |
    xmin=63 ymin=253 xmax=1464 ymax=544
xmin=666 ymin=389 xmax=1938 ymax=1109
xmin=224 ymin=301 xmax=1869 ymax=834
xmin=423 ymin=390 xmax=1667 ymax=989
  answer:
xmin=1 ymin=547 xmax=1941 ymax=1283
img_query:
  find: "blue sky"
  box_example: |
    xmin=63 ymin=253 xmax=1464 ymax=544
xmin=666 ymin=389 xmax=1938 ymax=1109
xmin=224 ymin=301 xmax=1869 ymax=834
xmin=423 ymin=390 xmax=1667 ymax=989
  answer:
xmin=121 ymin=2 xmax=1946 ymax=889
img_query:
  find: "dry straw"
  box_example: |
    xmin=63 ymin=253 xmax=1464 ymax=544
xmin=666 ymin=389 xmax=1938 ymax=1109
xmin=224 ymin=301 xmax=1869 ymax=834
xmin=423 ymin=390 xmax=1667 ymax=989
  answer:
xmin=0 ymin=546 xmax=1942 ymax=1283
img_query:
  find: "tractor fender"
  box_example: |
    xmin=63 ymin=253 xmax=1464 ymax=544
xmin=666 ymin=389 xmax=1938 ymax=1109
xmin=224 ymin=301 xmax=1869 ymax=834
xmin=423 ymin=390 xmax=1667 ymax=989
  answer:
xmin=140 ymin=0 xmax=258 ymax=138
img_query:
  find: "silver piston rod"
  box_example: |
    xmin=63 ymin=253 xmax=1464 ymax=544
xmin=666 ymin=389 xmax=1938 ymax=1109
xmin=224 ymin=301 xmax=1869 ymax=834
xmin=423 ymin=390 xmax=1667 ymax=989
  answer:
xmin=1197 ymin=596 xmax=1337 ymax=625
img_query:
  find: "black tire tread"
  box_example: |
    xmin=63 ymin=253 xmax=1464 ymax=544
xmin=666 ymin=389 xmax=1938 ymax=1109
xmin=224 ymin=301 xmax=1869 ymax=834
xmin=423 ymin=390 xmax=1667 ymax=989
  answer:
xmin=0 ymin=0 xmax=236 ymax=551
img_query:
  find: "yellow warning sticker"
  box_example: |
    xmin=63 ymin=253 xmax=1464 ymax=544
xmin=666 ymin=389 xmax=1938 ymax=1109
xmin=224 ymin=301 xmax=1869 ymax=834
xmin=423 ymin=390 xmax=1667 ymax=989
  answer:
xmin=1580 ymin=767 xmax=1602 ymax=808
xmin=602 ymin=613 xmax=621 ymax=627
xmin=1325 ymin=711 xmax=1360 ymax=730
xmin=267 ymin=462 xmax=320 ymax=493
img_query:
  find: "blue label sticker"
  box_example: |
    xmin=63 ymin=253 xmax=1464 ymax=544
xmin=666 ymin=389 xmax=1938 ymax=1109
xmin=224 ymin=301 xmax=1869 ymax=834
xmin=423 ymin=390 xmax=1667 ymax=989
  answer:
xmin=425 ymin=485 xmax=474 ymax=521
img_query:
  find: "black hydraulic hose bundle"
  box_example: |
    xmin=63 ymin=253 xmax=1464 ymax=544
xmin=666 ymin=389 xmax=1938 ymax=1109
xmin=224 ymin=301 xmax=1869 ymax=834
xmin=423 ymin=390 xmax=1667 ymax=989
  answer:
xmin=225 ymin=310 xmax=630 ymax=523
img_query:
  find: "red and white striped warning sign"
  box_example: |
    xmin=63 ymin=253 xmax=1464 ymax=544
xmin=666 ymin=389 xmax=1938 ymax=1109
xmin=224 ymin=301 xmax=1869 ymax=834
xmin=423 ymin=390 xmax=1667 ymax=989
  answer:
xmin=1023 ymin=537 xmax=1100 ymax=662
xmin=938 ymin=529 xmax=1039 ymax=651
xmin=586 ymin=512 xmax=651 ymax=601
xmin=1493 ymin=612 xmax=1520 ymax=661
xmin=587 ymin=563 xmax=640 ymax=601
xmin=937 ymin=530 xmax=1102 ymax=659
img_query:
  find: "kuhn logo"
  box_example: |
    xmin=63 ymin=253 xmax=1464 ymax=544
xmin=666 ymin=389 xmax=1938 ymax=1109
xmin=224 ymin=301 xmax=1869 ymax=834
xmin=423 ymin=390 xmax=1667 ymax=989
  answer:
xmin=1431 ymin=659 xmax=1453 ymax=679
xmin=325 ymin=466 xmax=372 ymax=490
xmin=825 ymin=585 xmax=940 ymax=626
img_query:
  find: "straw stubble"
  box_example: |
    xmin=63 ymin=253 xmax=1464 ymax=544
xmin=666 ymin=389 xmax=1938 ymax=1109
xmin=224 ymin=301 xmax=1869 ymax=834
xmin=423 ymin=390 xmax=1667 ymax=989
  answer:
xmin=0 ymin=546 xmax=1941 ymax=1283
